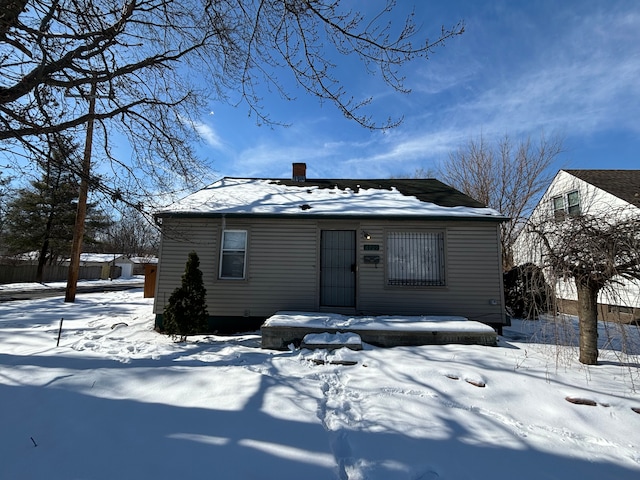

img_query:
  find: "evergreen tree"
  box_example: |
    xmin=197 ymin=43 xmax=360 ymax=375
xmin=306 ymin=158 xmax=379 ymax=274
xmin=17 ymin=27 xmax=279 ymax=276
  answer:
xmin=4 ymin=143 xmax=78 ymax=275
xmin=163 ymin=251 xmax=209 ymax=342
xmin=3 ymin=138 xmax=112 ymax=281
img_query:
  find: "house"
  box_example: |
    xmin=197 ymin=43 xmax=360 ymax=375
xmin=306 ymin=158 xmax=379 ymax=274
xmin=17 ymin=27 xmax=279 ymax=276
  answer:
xmin=66 ymin=253 xmax=134 ymax=279
xmin=130 ymin=256 xmax=158 ymax=276
xmin=514 ymin=169 xmax=640 ymax=322
xmin=153 ymin=163 xmax=509 ymax=333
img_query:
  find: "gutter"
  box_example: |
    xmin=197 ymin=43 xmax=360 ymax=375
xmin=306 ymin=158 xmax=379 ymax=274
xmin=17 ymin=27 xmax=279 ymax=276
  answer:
xmin=154 ymin=211 xmax=510 ymax=223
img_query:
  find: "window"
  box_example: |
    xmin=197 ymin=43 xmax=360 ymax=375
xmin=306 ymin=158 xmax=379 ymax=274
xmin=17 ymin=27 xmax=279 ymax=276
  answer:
xmin=219 ymin=230 xmax=247 ymax=279
xmin=552 ymin=190 xmax=580 ymax=219
xmin=387 ymin=231 xmax=445 ymax=286
xmin=552 ymin=195 xmax=565 ymax=219
xmin=567 ymin=191 xmax=580 ymax=215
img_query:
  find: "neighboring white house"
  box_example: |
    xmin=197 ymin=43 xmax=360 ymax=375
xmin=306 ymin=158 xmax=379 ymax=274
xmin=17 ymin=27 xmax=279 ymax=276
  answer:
xmin=515 ymin=169 xmax=640 ymax=321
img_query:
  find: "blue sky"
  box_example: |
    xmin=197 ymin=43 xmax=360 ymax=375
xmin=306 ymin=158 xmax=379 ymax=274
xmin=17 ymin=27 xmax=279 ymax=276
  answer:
xmin=188 ymin=0 xmax=639 ymax=181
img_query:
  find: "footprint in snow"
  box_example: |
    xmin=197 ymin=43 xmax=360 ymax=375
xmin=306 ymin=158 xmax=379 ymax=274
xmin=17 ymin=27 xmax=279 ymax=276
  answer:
xmin=443 ymin=372 xmax=486 ymax=387
xmin=465 ymin=378 xmax=486 ymax=388
xmin=565 ymin=397 xmax=606 ymax=407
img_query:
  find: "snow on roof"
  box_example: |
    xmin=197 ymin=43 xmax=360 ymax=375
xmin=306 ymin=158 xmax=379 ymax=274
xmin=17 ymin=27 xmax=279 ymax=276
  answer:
xmin=12 ymin=251 xmax=40 ymax=261
xmin=129 ymin=256 xmax=158 ymax=264
xmin=78 ymin=253 xmax=127 ymax=263
xmin=156 ymin=178 xmax=505 ymax=219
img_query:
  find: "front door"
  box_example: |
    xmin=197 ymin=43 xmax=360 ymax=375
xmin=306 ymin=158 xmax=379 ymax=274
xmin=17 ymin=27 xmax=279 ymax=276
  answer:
xmin=320 ymin=230 xmax=356 ymax=307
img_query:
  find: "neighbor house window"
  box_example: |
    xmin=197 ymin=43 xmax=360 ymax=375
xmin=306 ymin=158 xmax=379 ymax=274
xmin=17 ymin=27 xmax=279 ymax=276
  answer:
xmin=552 ymin=190 xmax=580 ymax=219
xmin=219 ymin=230 xmax=247 ymax=279
xmin=387 ymin=231 xmax=445 ymax=286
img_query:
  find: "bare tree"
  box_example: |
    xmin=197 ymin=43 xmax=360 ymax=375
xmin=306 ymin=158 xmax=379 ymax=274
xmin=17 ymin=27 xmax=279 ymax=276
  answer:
xmin=393 ymin=167 xmax=437 ymax=179
xmin=1 ymin=0 xmax=463 ymax=299
xmin=438 ymin=133 xmax=563 ymax=269
xmin=525 ymin=211 xmax=640 ymax=365
xmin=1 ymin=1 xmax=464 ymax=168
xmin=96 ymin=205 xmax=159 ymax=257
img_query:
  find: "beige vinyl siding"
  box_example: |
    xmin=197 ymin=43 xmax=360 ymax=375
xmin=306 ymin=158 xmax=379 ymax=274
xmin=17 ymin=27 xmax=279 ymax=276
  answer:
xmin=155 ymin=216 xmax=506 ymax=325
xmin=155 ymin=217 xmax=320 ymax=317
xmin=211 ymin=218 xmax=318 ymax=316
xmin=357 ymin=220 xmax=505 ymax=324
xmin=153 ymin=218 xmax=219 ymax=315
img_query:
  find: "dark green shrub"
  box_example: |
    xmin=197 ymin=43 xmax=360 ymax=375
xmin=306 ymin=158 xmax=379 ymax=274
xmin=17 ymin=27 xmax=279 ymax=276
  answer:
xmin=163 ymin=251 xmax=209 ymax=341
xmin=504 ymin=263 xmax=551 ymax=320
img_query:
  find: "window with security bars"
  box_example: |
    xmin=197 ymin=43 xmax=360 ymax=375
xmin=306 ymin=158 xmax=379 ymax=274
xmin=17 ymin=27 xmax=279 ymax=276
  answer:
xmin=387 ymin=231 xmax=445 ymax=286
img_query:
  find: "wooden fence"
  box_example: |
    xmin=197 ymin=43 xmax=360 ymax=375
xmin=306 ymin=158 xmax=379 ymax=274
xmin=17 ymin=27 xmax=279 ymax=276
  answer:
xmin=0 ymin=264 xmax=103 ymax=284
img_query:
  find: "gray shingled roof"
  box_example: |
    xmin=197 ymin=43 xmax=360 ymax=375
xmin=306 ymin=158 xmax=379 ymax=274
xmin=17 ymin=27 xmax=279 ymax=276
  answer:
xmin=564 ymin=170 xmax=640 ymax=208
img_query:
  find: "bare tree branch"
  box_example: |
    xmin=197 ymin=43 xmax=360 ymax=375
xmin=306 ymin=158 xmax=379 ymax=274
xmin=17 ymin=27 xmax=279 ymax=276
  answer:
xmin=1 ymin=0 xmax=464 ymax=236
xmin=523 ymin=209 xmax=640 ymax=364
xmin=439 ymin=132 xmax=563 ymax=270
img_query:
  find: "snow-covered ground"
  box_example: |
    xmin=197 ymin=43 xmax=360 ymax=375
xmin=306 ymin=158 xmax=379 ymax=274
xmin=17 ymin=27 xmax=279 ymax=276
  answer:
xmin=1 ymin=287 xmax=639 ymax=479
xmin=0 ymin=276 xmax=144 ymax=293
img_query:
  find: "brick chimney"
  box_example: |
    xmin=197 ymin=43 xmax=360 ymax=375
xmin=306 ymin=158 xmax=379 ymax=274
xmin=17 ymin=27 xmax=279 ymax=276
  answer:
xmin=292 ymin=162 xmax=306 ymax=182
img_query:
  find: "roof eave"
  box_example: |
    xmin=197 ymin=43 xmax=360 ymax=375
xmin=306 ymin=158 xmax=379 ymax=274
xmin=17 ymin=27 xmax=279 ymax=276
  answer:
xmin=154 ymin=211 xmax=509 ymax=222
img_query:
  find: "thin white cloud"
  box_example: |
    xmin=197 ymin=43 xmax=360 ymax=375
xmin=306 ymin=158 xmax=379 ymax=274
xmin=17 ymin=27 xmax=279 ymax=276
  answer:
xmin=450 ymin=7 xmax=640 ymax=137
xmin=340 ymin=4 xmax=640 ymax=175
xmin=191 ymin=120 xmax=225 ymax=150
xmin=177 ymin=113 xmax=227 ymax=151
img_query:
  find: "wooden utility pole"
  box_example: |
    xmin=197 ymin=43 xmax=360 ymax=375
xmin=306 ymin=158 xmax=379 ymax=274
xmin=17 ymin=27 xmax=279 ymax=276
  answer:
xmin=65 ymin=82 xmax=97 ymax=303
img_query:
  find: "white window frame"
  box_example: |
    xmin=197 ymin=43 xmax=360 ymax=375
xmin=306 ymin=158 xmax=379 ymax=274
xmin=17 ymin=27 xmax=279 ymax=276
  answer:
xmin=219 ymin=230 xmax=247 ymax=279
xmin=386 ymin=231 xmax=446 ymax=287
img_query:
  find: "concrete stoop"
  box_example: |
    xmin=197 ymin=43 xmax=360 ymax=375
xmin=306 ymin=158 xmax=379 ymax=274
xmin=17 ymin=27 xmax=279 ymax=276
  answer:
xmin=261 ymin=315 xmax=497 ymax=351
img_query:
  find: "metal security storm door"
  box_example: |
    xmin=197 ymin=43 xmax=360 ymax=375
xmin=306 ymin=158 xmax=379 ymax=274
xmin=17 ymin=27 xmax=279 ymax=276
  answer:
xmin=320 ymin=230 xmax=356 ymax=307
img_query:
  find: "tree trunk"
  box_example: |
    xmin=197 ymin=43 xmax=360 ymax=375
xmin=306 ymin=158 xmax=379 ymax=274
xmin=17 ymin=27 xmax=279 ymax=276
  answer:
xmin=576 ymin=280 xmax=599 ymax=365
xmin=36 ymin=211 xmax=55 ymax=283
xmin=35 ymin=238 xmax=49 ymax=283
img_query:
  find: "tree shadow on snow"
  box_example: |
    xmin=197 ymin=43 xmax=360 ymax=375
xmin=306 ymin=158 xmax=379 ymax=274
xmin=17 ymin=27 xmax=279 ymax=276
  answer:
xmin=1 ymin=373 xmax=639 ymax=480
